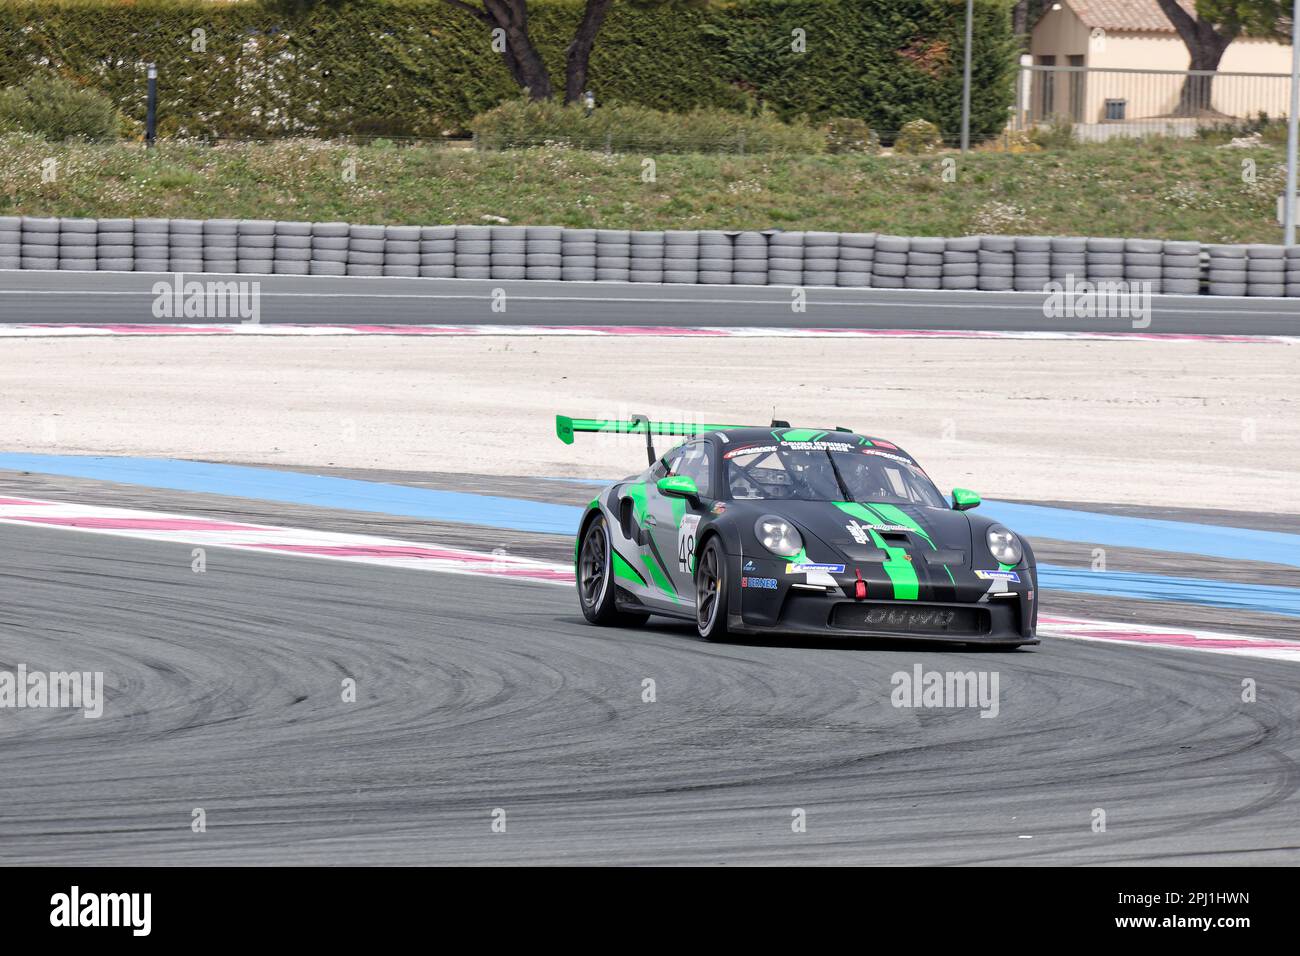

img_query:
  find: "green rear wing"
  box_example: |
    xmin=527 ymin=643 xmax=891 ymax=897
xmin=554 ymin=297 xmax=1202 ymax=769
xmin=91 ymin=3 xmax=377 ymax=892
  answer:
xmin=557 ymin=413 xmax=770 ymax=464
xmin=555 ymin=415 xmax=747 ymax=445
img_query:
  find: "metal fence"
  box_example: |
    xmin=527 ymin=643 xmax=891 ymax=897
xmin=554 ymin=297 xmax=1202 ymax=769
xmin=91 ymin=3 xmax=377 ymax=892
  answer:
xmin=1014 ymin=64 xmax=1294 ymax=141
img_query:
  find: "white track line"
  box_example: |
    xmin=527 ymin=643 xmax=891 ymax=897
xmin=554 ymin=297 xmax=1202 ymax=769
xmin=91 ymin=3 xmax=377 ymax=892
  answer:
xmin=0 ymin=495 xmax=569 ymax=585
xmin=2 ymin=495 xmax=1295 ymax=661
xmin=0 ymin=324 xmax=1294 ymax=343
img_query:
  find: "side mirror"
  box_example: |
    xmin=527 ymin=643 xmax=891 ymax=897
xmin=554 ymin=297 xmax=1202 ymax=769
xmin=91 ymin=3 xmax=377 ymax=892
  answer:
xmin=657 ymin=475 xmax=699 ymax=500
xmin=951 ymin=487 xmax=981 ymax=511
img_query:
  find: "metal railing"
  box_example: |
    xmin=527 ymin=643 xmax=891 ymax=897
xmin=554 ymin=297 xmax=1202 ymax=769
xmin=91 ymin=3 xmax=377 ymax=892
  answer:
xmin=1015 ymin=64 xmax=1293 ymax=141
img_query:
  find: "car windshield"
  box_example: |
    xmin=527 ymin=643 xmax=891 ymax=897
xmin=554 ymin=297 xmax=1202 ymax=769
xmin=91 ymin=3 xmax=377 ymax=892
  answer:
xmin=723 ymin=442 xmax=946 ymax=507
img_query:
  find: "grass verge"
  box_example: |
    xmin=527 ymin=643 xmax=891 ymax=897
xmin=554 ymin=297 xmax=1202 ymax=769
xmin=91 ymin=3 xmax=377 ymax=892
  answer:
xmin=0 ymin=133 xmax=1289 ymax=242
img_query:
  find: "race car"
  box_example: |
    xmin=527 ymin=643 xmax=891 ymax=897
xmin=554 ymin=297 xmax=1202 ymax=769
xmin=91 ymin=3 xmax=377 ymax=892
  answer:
xmin=558 ymin=414 xmax=1038 ymax=646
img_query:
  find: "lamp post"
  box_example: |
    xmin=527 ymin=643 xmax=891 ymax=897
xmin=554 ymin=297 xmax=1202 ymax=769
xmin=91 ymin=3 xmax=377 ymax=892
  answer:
xmin=961 ymin=0 xmax=973 ymax=152
xmin=1285 ymin=0 xmax=1300 ymax=245
xmin=146 ymin=63 xmax=158 ymax=149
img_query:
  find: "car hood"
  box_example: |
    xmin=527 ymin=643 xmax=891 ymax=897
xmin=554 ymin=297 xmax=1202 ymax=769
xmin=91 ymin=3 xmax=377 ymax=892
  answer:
xmin=749 ymin=499 xmax=974 ymax=565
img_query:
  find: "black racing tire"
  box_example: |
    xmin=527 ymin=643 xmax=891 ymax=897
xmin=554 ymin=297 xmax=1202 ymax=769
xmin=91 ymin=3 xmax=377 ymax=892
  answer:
xmin=577 ymin=515 xmax=648 ymax=628
xmin=693 ymin=536 xmax=731 ymax=642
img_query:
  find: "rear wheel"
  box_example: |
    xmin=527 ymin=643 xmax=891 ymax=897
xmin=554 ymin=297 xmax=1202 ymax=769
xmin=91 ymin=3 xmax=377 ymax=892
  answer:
xmin=694 ymin=536 xmax=730 ymax=641
xmin=578 ymin=514 xmax=649 ymax=627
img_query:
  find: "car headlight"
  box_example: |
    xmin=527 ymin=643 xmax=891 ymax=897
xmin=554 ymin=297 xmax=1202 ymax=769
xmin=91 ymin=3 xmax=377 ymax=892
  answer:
xmin=986 ymin=525 xmax=1023 ymax=566
xmin=755 ymin=515 xmax=803 ymax=557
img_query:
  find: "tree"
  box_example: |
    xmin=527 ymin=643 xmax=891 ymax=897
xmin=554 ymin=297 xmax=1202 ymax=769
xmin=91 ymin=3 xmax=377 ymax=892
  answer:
xmin=443 ymin=0 xmax=615 ymax=104
xmin=1155 ymin=0 xmax=1289 ymax=115
xmin=1011 ymin=1 xmax=1052 ymax=37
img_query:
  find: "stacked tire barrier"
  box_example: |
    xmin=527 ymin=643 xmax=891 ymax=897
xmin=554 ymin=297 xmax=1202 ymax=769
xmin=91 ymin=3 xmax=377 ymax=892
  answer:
xmin=2 ymin=216 xmax=1299 ymax=296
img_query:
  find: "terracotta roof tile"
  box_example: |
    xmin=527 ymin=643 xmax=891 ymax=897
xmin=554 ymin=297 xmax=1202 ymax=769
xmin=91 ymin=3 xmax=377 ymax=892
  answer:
xmin=1061 ymin=0 xmax=1196 ymax=34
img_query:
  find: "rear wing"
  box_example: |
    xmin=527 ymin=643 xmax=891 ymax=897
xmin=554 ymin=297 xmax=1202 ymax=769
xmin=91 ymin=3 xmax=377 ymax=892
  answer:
xmin=556 ymin=413 xmax=761 ymax=464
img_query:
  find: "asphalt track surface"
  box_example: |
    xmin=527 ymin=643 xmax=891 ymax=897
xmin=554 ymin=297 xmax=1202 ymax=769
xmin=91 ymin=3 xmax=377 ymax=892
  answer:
xmin=1 ymin=274 xmax=1297 ymax=864
xmin=2 ymin=270 xmax=1299 ymax=335
xmin=3 ymin=510 xmax=1299 ymax=865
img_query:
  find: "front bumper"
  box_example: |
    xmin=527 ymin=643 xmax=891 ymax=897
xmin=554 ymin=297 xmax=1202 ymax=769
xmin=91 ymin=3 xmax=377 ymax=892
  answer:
xmin=730 ymin=596 xmax=1036 ymax=645
xmin=732 ymin=556 xmax=1038 ymax=646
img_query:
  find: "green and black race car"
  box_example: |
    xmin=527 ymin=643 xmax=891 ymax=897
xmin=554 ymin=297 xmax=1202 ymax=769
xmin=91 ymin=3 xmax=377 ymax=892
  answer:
xmin=558 ymin=414 xmax=1038 ymax=646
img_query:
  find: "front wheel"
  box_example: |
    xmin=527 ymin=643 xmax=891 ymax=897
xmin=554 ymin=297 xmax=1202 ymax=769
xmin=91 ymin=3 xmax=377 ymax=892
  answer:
xmin=577 ymin=514 xmax=649 ymax=627
xmin=694 ymin=536 xmax=731 ymax=641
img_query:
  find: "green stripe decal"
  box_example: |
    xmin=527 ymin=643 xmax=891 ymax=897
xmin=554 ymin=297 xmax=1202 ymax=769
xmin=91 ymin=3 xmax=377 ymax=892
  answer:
xmin=874 ymin=532 xmax=919 ymax=600
xmin=641 ymin=553 xmax=678 ymax=602
xmin=626 ymin=482 xmax=649 ymax=524
xmin=856 ymin=501 xmax=957 ymax=594
xmin=865 ymin=502 xmax=935 ymax=547
xmin=833 ymin=502 xmax=919 ymax=600
xmin=612 ymin=550 xmax=645 ymax=586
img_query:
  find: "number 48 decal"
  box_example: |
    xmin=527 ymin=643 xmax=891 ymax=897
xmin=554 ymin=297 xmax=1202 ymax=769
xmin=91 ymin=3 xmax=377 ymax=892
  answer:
xmin=677 ymin=515 xmax=701 ymax=573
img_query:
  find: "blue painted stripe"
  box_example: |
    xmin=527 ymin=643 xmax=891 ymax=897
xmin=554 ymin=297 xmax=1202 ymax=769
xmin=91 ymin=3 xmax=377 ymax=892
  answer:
xmin=0 ymin=454 xmax=583 ymax=535
xmin=3 ymin=454 xmax=1298 ymax=617
xmin=1038 ymin=564 xmax=1300 ymax=618
xmin=980 ymin=500 xmax=1300 ymax=569
xmin=560 ymin=480 xmax=1300 ymax=568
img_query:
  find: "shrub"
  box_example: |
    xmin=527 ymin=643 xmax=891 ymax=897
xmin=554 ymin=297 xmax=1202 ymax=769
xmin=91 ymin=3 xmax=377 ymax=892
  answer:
xmin=824 ymin=117 xmax=880 ymax=154
xmin=0 ymin=72 xmax=118 ymax=142
xmin=1029 ymin=114 xmax=1076 ymax=150
xmin=893 ymin=118 xmax=943 ymax=154
xmin=975 ymin=129 xmax=1042 ymax=153
xmin=470 ymin=99 xmax=826 ymax=155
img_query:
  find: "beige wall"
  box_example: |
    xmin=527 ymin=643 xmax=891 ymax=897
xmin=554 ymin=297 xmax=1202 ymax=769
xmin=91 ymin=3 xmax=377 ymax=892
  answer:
xmin=1030 ymin=4 xmax=1092 ymax=59
xmin=1031 ymin=8 xmax=1294 ymax=122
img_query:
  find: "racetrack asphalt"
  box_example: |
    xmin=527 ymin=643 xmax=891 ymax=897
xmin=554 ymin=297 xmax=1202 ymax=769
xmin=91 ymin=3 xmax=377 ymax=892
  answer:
xmin=2 ymin=493 xmax=1299 ymax=865
xmin=2 ymin=270 xmax=1298 ymax=335
xmin=2 ymin=272 xmax=1296 ymax=864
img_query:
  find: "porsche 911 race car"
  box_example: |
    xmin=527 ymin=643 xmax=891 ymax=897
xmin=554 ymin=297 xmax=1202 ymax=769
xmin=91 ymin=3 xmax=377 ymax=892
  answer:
xmin=558 ymin=414 xmax=1038 ymax=646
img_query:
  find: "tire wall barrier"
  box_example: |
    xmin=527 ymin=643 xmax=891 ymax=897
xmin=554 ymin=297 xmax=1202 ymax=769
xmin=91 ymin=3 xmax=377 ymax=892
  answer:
xmin=2 ymin=217 xmax=1298 ymax=296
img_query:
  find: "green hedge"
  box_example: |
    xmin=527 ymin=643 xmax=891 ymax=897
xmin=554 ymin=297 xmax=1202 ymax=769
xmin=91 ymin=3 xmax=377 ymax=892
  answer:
xmin=0 ymin=0 xmax=1017 ymax=141
xmin=471 ymin=99 xmax=828 ymax=153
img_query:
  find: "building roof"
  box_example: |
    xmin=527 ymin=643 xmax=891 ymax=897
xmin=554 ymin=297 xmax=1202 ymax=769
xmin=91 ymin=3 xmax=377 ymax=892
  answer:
xmin=1059 ymin=0 xmax=1196 ymax=34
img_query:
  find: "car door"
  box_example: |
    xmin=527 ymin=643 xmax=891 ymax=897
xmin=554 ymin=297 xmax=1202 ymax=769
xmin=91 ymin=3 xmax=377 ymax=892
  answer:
xmin=616 ymin=445 xmax=684 ymax=612
xmin=649 ymin=440 xmax=713 ymax=597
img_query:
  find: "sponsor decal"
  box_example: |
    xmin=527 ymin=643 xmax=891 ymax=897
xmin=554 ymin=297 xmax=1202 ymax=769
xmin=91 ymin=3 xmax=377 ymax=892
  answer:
xmin=742 ymin=559 xmax=758 ymax=572
xmin=786 ymin=562 xmax=845 ymax=574
xmin=845 ymin=520 xmax=911 ymax=544
xmin=724 ymin=444 xmax=777 ymax=460
xmin=871 ymin=440 xmax=899 ymax=450
xmin=781 ymin=440 xmax=855 ymax=452
xmin=861 ymin=448 xmax=913 ymax=465
xmin=741 ymin=576 xmax=778 ymax=590
xmin=868 ymin=607 xmax=963 ymax=630
xmin=710 ymin=501 xmax=727 ymax=515
xmin=975 ymin=570 xmax=1020 ymax=583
